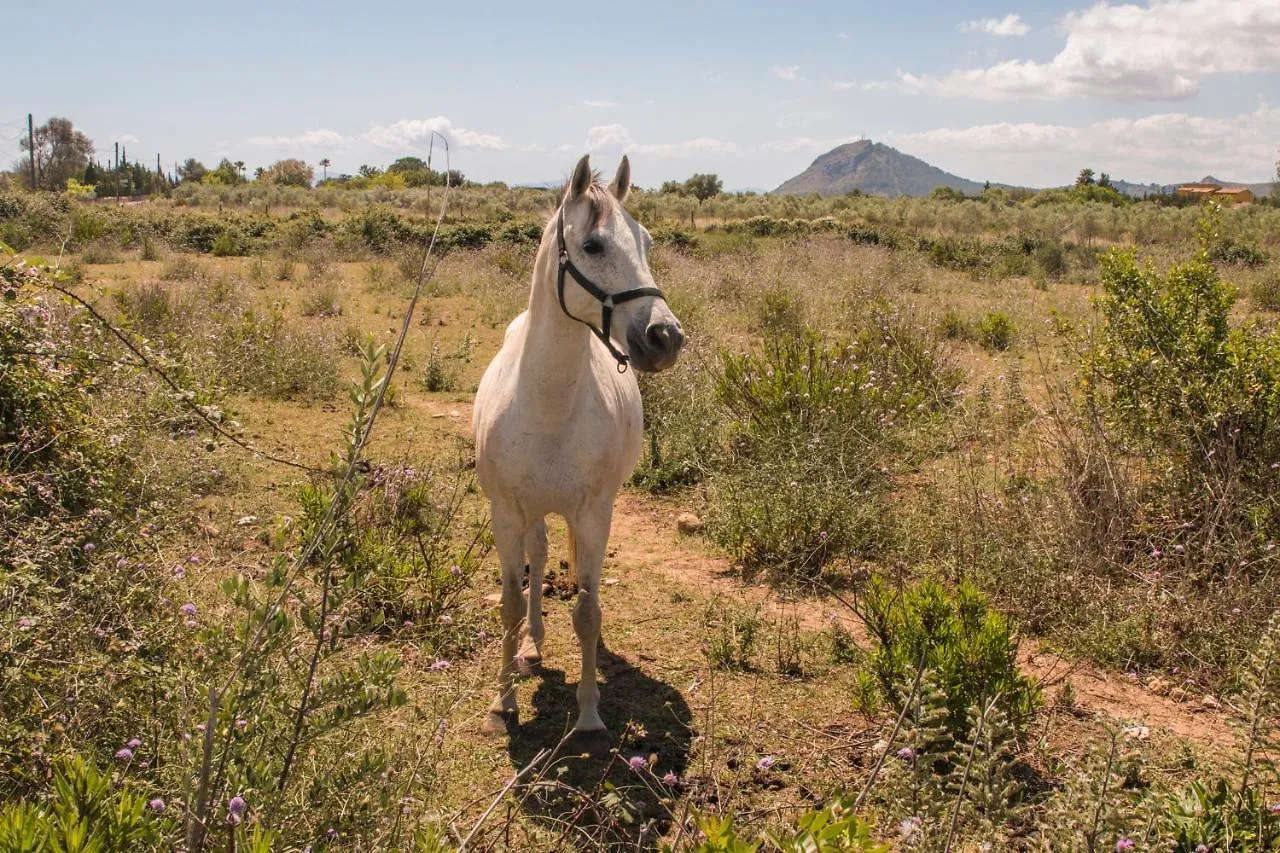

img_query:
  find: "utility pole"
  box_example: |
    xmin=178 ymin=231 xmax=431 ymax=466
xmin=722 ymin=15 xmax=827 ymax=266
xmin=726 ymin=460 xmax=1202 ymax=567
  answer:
xmin=27 ymin=113 xmax=36 ymax=189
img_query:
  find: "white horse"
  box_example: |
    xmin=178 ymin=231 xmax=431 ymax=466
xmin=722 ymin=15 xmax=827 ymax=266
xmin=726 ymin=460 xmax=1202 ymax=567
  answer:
xmin=472 ymin=154 xmax=685 ymax=736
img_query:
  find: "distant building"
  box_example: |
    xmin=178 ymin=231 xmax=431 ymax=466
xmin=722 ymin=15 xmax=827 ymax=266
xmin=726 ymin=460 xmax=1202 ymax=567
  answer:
xmin=1175 ymin=182 xmax=1254 ymax=204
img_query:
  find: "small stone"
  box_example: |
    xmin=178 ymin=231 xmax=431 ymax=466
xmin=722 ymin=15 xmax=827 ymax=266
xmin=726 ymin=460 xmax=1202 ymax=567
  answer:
xmin=604 ymin=577 xmax=620 ymax=586
xmin=1170 ymin=686 xmax=1189 ymax=702
xmin=676 ymin=512 xmax=703 ymax=535
xmin=483 ymin=592 xmax=501 ymax=606
xmin=1201 ymin=694 xmax=1222 ymax=711
xmin=1146 ymin=675 xmax=1169 ymax=696
xmin=235 ymin=515 xmax=258 ymax=527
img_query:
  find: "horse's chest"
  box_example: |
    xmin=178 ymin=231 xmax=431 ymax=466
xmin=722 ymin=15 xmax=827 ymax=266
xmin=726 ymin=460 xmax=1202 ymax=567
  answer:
xmin=478 ymin=398 xmax=641 ymax=511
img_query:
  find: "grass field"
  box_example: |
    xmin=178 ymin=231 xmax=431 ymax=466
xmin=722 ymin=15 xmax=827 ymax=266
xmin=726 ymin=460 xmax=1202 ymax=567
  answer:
xmin=3 ymin=185 xmax=1280 ymax=850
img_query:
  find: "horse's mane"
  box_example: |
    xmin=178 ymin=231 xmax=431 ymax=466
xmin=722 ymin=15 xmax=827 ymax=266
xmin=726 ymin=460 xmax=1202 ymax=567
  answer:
xmin=551 ymin=169 xmax=613 ymax=228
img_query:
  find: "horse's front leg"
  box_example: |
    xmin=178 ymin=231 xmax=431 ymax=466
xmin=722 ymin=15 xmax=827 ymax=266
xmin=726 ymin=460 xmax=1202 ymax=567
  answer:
xmin=481 ymin=506 xmax=527 ymax=736
xmin=517 ymin=518 xmax=548 ymax=673
xmin=568 ymin=506 xmax=611 ymax=733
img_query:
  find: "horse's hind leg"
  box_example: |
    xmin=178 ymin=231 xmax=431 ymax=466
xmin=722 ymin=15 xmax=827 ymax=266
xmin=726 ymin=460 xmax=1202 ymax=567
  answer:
xmin=518 ymin=518 xmax=548 ymax=672
xmin=481 ymin=506 xmax=526 ymax=736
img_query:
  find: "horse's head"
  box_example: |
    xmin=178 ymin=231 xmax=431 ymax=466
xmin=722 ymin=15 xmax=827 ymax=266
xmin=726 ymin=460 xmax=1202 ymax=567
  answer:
xmin=557 ymin=154 xmax=684 ymax=373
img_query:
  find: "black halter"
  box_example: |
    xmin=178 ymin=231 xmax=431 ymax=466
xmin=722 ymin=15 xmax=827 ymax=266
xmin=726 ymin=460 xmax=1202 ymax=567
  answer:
xmin=556 ymin=208 xmax=666 ymax=373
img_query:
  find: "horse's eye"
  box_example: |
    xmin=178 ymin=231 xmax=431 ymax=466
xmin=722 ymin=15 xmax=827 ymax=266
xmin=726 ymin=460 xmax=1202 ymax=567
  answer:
xmin=582 ymin=238 xmax=604 ymax=255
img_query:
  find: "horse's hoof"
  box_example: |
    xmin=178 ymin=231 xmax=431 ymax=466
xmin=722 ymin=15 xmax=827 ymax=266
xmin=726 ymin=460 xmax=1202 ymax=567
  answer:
xmin=566 ymin=726 xmax=611 ymax=755
xmin=481 ymin=710 xmax=516 ymax=736
xmin=516 ymin=658 xmax=540 ymax=677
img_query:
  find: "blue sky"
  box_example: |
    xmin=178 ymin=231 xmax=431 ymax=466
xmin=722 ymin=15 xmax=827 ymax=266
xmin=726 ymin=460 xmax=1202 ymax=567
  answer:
xmin=4 ymin=0 xmax=1278 ymax=189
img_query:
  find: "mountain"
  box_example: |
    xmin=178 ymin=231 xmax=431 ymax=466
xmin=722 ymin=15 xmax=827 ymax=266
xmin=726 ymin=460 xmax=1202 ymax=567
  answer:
xmin=1111 ymin=175 xmax=1276 ymax=199
xmin=773 ymin=140 xmax=986 ymax=198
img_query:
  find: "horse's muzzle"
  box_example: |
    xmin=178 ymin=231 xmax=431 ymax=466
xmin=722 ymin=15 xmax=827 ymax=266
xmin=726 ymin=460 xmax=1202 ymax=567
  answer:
xmin=627 ymin=320 xmax=685 ymax=373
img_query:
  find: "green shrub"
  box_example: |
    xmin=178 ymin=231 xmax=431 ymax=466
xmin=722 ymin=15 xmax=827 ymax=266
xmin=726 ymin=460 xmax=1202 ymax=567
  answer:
xmin=1210 ymin=237 xmax=1269 ymax=267
xmin=0 ymin=758 xmax=167 ymax=850
xmin=703 ymin=603 xmax=761 ymax=670
xmin=708 ymin=325 xmax=957 ymax=579
xmin=694 ymin=799 xmax=888 ymax=852
xmin=1086 ymin=244 xmax=1280 ymax=531
xmin=210 ymin=226 xmax=246 ymax=256
xmin=650 ymin=225 xmax=699 ymax=251
xmin=1252 ymin=273 xmax=1280 ymax=311
xmin=756 ymin=284 xmax=806 ymax=337
xmin=937 ymin=308 xmax=972 ymax=341
xmin=421 ymin=339 xmax=457 ymax=392
xmin=978 ymin=312 xmax=1016 ymax=351
xmin=1034 ymin=240 xmax=1068 ymax=277
xmin=856 ymin=577 xmax=1040 ymax=740
xmin=633 ymin=349 xmax=720 ymax=492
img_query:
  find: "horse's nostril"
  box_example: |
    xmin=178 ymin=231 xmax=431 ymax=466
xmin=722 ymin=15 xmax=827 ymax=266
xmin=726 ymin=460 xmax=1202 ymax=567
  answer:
xmin=646 ymin=324 xmax=670 ymax=350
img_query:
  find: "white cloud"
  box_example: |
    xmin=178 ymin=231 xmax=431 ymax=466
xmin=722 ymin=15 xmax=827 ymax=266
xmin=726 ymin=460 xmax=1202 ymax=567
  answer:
xmin=883 ymin=0 xmax=1280 ymax=101
xmin=115 ymin=134 xmax=141 ymax=145
xmin=827 ymin=79 xmax=859 ymax=91
xmin=959 ymin=13 xmax=1030 ymax=36
xmin=362 ymin=116 xmax=507 ymax=151
xmin=583 ymin=123 xmax=635 ymax=153
xmin=838 ymin=31 xmax=850 ymax=40
xmin=886 ymin=103 xmax=1280 ymax=184
xmin=246 ymin=128 xmax=346 ymax=148
xmin=770 ymin=65 xmax=802 ymax=81
xmin=581 ymin=99 xmax=619 ymax=109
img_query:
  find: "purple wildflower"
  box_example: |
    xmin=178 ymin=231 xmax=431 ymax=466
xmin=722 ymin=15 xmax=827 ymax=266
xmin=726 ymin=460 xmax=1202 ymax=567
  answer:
xmin=115 ymin=748 xmax=134 ymax=761
xmin=180 ymin=603 xmax=197 ymax=616
xmin=149 ymin=798 xmax=165 ymax=812
xmin=17 ymin=617 xmax=33 ymax=629
xmin=628 ymin=756 xmax=646 ymax=771
xmin=899 ymin=816 xmax=922 ymax=839
xmin=235 ymin=719 xmax=248 ymax=730
xmin=429 ymin=659 xmax=451 ymax=672
xmin=662 ymin=771 xmax=678 ymax=785
xmin=1115 ymin=839 xmax=1135 ymax=852
xmin=227 ymin=795 xmax=246 ymax=825
xmin=756 ymin=756 xmax=775 ymax=771
xmin=184 ymin=619 xmax=198 ymax=629
xmin=83 ymin=542 xmax=96 ymax=553
xmin=127 ymin=737 xmax=142 ymax=749
xmin=896 ymin=746 xmax=916 ymax=762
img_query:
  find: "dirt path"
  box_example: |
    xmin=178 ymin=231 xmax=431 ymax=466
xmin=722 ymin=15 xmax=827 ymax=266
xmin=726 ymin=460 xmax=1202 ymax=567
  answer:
xmin=609 ymin=491 xmax=1237 ymax=749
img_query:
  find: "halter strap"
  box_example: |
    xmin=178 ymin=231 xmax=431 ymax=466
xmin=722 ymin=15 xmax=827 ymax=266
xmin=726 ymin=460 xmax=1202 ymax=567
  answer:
xmin=555 ymin=208 xmax=665 ymax=373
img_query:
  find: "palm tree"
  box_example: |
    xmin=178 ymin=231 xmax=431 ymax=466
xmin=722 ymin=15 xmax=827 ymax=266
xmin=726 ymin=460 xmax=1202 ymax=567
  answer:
xmin=234 ymin=160 xmax=245 ymax=181
xmin=253 ymin=166 xmax=264 ymax=181
xmin=319 ymin=158 xmax=331 ymax=182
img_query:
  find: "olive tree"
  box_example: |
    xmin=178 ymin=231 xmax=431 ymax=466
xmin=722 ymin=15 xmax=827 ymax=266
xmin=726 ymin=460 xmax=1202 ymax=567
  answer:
xmin=18 ymin=117 xmax=94 ymax=191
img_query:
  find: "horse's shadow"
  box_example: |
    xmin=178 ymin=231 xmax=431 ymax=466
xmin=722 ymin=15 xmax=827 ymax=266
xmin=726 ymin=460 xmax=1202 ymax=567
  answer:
xmin=506 ymin=642 xmax=695 ymax=847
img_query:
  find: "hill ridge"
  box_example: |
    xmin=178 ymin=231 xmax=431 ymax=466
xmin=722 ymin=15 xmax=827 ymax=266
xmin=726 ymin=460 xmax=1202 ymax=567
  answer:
xmin=773 ymin=140 xmax=985 ymax=198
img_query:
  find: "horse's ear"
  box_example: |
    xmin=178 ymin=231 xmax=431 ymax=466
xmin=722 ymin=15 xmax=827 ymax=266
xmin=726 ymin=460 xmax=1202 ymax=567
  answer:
xmin=568 ymin=154 xmax=592 ymax=200
xmin=609 ymin=155 xmax=631 ymax=203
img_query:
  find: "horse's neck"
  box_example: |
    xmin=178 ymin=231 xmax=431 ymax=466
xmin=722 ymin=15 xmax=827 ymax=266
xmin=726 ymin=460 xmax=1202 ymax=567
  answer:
xmin=516 ymin=241 xmax=595 ymax=420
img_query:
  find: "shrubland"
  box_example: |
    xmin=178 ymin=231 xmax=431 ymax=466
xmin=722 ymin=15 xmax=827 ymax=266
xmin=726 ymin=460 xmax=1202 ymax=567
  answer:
xmin=2 ymin=183 xmax=1279 ymax=849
